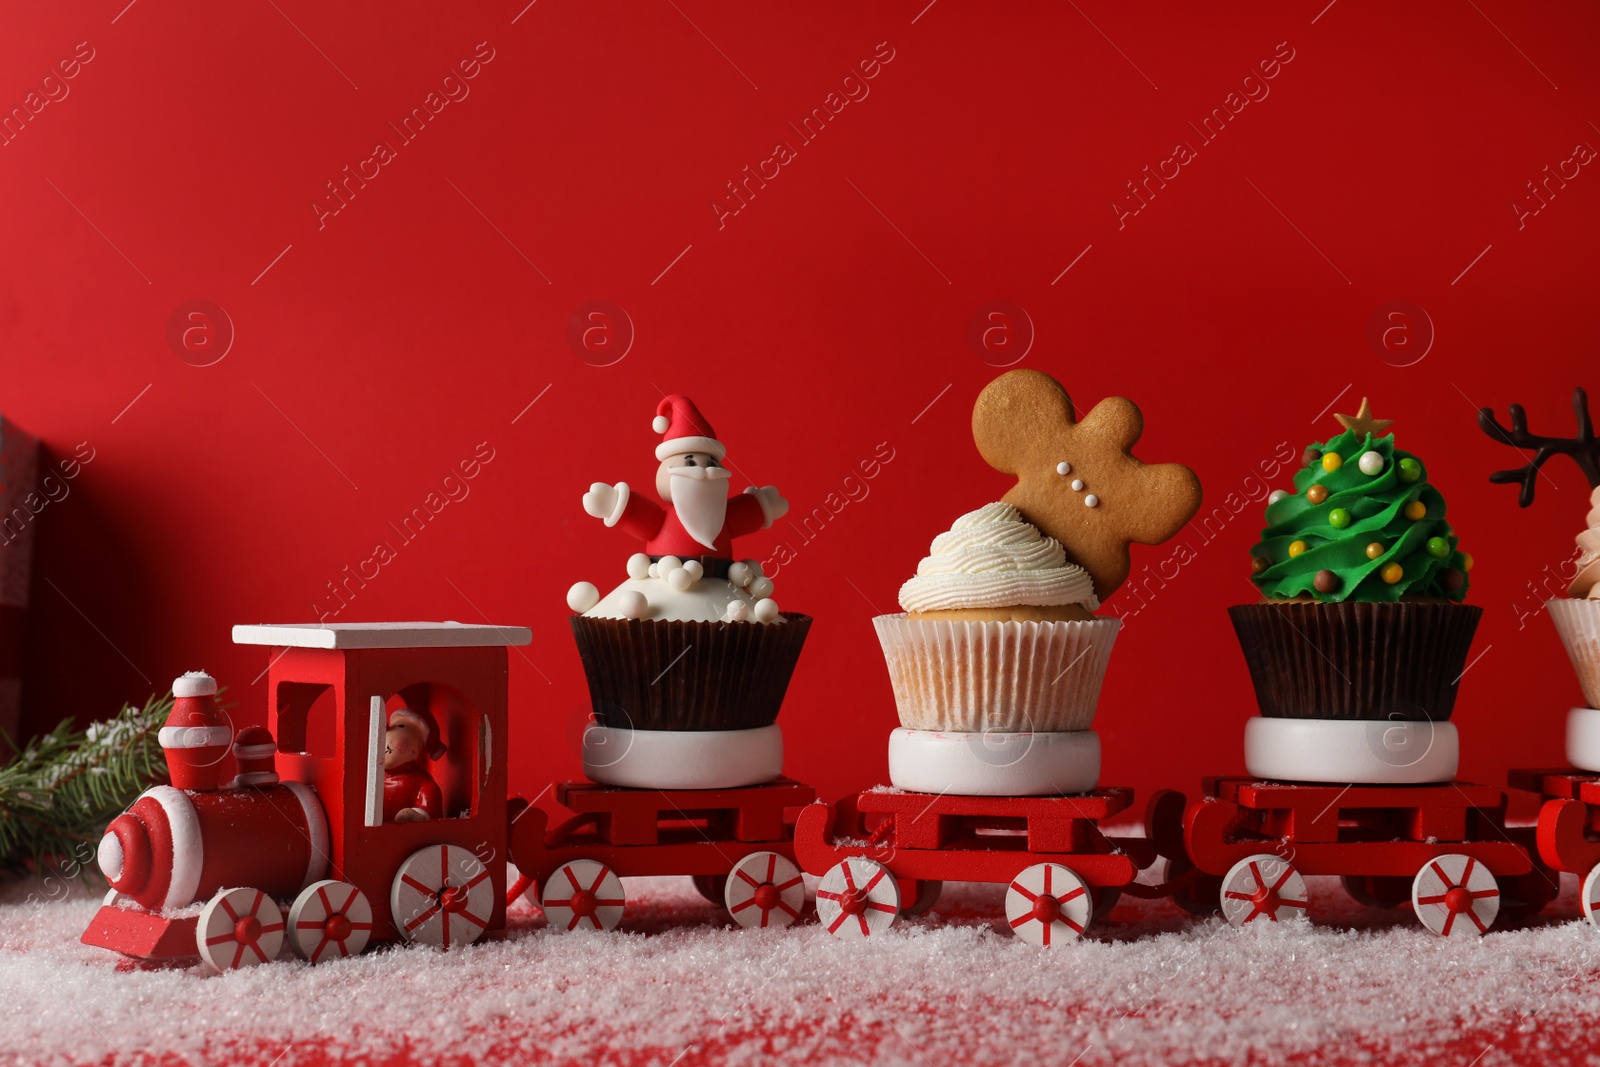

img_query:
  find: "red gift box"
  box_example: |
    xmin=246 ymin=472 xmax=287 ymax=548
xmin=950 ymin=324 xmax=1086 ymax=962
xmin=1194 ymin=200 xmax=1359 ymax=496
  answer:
xmin=0 ymin=413 xmax=38 ymax=753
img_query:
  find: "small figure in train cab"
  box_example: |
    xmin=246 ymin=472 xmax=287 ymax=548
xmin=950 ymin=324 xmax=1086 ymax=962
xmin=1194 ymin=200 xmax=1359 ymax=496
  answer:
xmin=384 ymin=706 xmax=444 ymax=823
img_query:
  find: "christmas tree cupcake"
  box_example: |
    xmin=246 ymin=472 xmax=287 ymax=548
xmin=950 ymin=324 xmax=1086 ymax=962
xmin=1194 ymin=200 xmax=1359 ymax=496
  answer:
xmin=1234 ymin=399 xmax=1481 ymax=783
xmin=1479 ymin=388 xmax=1600 ymax=770
xmin=567 ymin=394 xmax=810 ymax=789
xmin=877 ymin=369 xmax=1201 ymax=795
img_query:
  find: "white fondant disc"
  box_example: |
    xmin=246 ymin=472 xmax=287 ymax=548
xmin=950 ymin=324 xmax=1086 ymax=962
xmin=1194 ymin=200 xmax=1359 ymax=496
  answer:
xmin=581 ymin=724 xmax=783 ymax=789
xmin=1567 ymin=708 xmax=1600 ymax=773
xmin=886 ymin=728 xmax=1100 ymax=796
xmin=1244 ymin=715 xmax=1459 ymax=784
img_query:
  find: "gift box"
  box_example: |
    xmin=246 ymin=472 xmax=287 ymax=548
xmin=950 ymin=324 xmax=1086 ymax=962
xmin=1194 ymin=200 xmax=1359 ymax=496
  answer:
xmin=0 ymin=413 xmax=38 ymax=753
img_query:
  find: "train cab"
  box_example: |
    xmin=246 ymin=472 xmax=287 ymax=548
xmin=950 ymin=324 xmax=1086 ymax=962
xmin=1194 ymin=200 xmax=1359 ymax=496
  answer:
xmin=232 ymin=621 xmax=532 ymax=953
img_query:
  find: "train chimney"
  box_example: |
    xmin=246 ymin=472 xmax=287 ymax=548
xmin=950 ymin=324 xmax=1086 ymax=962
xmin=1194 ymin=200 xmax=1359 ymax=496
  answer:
xmin=161 ymin=671 xmax=231 ymax=791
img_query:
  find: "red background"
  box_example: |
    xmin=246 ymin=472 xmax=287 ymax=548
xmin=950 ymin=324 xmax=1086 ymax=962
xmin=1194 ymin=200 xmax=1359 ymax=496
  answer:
xmin=2 ymin=0 xmax=1597 ymax=809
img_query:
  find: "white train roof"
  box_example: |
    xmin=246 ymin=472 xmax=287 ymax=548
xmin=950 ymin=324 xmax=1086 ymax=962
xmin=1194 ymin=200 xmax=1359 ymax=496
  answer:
xmin=231 ymin=621 xmax=532 ymax=649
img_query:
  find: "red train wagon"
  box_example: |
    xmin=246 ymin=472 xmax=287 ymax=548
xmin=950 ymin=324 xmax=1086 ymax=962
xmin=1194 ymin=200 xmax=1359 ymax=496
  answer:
xmin=791 ymin=787 xmax=1188 ymax=945
xmin=509 ymin=778 xmax=816 ymax=930
xmin=1181 ymin=776 xmax=1555 ymax=936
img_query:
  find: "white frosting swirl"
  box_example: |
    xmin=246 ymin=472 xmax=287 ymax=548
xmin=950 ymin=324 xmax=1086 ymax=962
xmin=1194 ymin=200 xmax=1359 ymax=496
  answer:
xmin=897 ymin=502 xmax=1099 ymax=613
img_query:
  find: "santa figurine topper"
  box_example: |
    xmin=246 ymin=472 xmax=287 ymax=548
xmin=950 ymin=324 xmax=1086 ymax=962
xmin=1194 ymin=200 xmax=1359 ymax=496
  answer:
xmin=570 ymin=394 xmax=790 ymax=624
xmin=383 ymin=705 xmax=444 ymax=823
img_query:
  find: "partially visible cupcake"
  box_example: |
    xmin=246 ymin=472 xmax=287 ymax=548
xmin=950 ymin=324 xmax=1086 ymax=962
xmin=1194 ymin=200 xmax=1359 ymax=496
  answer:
xmin=1549 ymin=487 xmax=1600 ymax=714
xmin=1544 ymin=487 xmax=1600 ymax=771
xmin=567 ymin=394 xmax=809 ymax=789
xmin=1233 ymin=399 xmax=1480 ymax=784
xmin=1477 ymin=388 xmax=1600 ymax=769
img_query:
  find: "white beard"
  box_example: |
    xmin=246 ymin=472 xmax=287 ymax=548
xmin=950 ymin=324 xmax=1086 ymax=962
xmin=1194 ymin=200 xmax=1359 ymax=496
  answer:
xmin=670 ymin=466 xmax=731 ymax=550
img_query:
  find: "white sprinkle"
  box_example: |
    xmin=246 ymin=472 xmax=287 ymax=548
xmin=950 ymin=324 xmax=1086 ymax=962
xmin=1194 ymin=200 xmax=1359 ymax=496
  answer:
xmin=1056 ymin=461 xmax=1072 ymax=475
xmin=1359 ymin=450 xmax=1384 ymax=476
xmin=1071 ymin=479 xmax=1085 ymax=492
xmin=1084 ymin=494 xmax=1099 ymax=507
xmin=1268 ymin=490 xmax=1288 ymax=505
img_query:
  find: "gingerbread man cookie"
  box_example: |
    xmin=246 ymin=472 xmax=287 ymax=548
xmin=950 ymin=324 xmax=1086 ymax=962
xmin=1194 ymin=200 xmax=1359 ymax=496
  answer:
xmin=973 ymin=369 xmax=1201 ymax=602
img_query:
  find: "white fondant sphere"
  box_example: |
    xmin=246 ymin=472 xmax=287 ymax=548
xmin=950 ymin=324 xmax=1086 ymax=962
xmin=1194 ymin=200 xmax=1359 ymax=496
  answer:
xmin=667 ymin=567 xmax=693 ymax=592
xmin=567 ymin=582 xmax=600 ymax=613
xmin=752 ymin=598 xmax=780 ymax=623
xmin=1358 ymin=450 xmax=1384 ymax=475
xmin=683 ymin=560 xmax=704 ymax=581
xmin=1070 ymin=479 xmax=1085 ymax=492
xmin=658 ymin=555 xmax=681 ymax=574
xmin=743 ymin=558 xmax=764 ymax=579
xmin=619 ymin=591 xmax=648 ymax=620
xmin=627 ymin=553 xmax=652 ymax=580
xmin=1084 ymin=494 xmax=1099 ymax=507
xmin=728 ymin=562 xmax=752 ymax=587
xmin=1268 ymin=489 xmax=1288 ymax=505
xmin=725 ymin=601 xmax=750 ymax=622
xmin=1056 ymin=461 xmax=1071 ymax=475
xmin=749 ymin=576 xmax=775 ymax=599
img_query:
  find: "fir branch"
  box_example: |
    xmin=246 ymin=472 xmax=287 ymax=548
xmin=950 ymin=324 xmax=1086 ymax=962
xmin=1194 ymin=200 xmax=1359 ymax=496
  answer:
xmin=0 ymin=692 xmax=174 ymax=877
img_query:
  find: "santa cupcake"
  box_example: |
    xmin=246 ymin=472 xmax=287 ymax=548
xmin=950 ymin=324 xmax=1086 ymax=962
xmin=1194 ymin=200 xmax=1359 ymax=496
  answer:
xmin=1479 ymin=388 xmax=1600 ymax=770
xmin=567 ymin=394 xmax=810 ymax=789
xmin=878 ymin=369 xmax=1201 ymax=796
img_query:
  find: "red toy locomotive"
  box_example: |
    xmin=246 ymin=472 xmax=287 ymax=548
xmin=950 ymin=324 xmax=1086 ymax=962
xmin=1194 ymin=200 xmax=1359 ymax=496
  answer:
xmin=83 ymin=622 xmax=530 ymax=970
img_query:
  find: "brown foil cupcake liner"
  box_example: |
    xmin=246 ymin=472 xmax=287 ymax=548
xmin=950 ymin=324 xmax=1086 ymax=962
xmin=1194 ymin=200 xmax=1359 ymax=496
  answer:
xmin=1549 ymin=597 xmax=1600 ymax=709
xmin=1229 ymin=601 xmax=1483 ymax=721
xmin=570 ymin=613 xmax=811 ymax=731
xmin=874 ymin=614 xmax=1120 ymax=733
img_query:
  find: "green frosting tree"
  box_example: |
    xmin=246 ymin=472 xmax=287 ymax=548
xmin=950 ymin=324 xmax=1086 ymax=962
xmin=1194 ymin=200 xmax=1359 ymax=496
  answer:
xmin=1249 ymin=399 xmax=1471 ymax=603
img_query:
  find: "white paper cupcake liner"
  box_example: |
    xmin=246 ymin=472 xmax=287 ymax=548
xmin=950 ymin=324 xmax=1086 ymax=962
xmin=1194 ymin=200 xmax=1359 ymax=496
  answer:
xmin=873 ymin=614 xmax=1120 ymax=733
xmin=1549 ymin=597 xmax=1600 ymax=709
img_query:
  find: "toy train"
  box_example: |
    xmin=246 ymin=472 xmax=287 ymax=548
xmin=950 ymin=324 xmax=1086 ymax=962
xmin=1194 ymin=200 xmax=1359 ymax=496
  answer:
xmin=78 ymin=617 xmax=1600 ymax=971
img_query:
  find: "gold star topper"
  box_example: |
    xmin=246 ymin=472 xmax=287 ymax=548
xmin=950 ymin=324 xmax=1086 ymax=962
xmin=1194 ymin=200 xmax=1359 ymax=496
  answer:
xmin=1335 ymin=397 xmax=1394 ymax=439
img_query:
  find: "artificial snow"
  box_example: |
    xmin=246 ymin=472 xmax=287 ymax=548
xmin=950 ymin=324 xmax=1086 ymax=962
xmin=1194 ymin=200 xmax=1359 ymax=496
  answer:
xmin=2 ymin=871 xmax=1599 ymax=1066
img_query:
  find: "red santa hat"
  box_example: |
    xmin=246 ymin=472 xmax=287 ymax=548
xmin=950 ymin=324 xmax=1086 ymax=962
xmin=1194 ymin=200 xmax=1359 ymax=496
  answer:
xmin=652 ymin=394 xmax=725 ymax=461
xmin=388 ymin=705 xmax=446 ymax=761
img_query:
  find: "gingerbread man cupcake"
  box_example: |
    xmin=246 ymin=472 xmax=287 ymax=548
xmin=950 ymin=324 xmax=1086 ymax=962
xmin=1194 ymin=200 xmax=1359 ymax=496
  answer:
xmin=876 ymin=369 xmax=1201 ymax=796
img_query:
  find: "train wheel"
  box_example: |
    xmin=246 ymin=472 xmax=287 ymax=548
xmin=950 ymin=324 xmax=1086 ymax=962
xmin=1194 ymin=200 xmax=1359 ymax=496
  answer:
xmin=288 ymin=880 xmax=373 ymax=963
xmin=1411 ymin=854 xmax=1499 ymax=937
xmin=815 ymin=858 xmax=899 ymax=938
xmin=901 ymin=880 xmax=943 ymax=917
xmin=391 ymin=844 xmax=494 ymax=949
xmin=1220 ymin=854 xmax=1308 ymax=926
xmin=1583 ymin=865 xmax=1600 ymax=931
xmin=197 ymin=887 xmax=285 ymax=972
xmin=1340 ymin=875 xmax=1412 ymax=910
xmin=1005 ymin=863 xmax=1091 ymax=946
xmin=692 ymin=875 xmax=728 ymax=905
xmin=724 ymin=851 xmax=805 ymax=929
xmin=541 ymin=859 xmax=625 ymax=933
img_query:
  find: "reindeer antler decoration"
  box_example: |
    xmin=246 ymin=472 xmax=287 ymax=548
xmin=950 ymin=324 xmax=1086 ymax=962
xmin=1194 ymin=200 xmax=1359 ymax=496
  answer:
xmin=1478 ymin=387 xmax=1600 ymax=507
